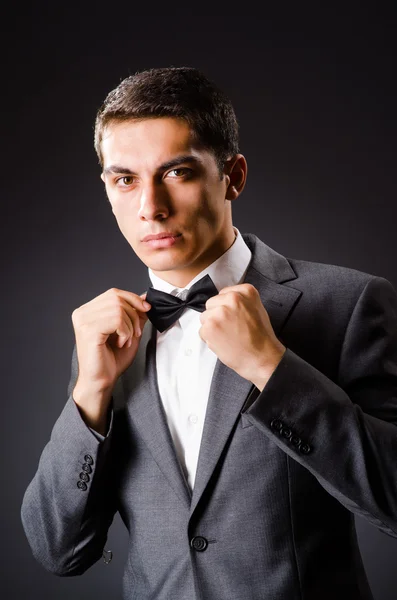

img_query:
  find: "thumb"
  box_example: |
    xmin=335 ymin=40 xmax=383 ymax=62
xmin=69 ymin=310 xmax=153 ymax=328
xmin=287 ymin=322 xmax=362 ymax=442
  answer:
xmin=139 ymin=292 xmax=152 ymax=314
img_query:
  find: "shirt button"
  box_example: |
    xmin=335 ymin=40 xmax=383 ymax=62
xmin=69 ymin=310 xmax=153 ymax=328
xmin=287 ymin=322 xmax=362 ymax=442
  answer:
xmin=188 ymin=414 xmax=198 ymax=425
xmin=184 ymin=348 xmax=192 ymax=356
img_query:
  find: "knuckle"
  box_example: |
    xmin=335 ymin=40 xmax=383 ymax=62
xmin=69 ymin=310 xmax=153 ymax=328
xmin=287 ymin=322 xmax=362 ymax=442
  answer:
xmin=71 ymin=308 xmax=81 ymax=326
xmin=230 ymin=295 xmax=239 ymax=309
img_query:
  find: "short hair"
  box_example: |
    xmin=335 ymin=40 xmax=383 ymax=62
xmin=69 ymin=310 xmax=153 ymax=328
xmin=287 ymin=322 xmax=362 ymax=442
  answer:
xmin=94 ymin=66 xmax=240 ymax=179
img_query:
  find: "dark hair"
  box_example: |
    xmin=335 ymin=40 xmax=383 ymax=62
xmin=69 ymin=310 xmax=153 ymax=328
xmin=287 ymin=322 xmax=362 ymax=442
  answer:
xmin=94 ymin=66 xmax=240 ymax=179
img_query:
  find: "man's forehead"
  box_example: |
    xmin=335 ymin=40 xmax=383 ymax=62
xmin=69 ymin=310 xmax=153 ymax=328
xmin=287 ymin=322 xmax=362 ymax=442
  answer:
xmin=101 ymin=117 xmax=211 ymax=173
xmin=102 ymin=116 xmax=194 ymax=149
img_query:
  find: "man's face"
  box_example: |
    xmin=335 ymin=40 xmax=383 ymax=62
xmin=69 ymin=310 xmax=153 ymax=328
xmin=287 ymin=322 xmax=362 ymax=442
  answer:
xmin=100 ymin=117 xmax=239 ymax=288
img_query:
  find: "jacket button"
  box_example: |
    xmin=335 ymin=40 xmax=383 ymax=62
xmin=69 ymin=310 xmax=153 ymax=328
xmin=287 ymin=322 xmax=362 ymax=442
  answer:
xmin=290 ymin=434 xmax=301 ymax=448
xmin=300 ymin=442 xmax=312 ymax=454
xmin=77 ymin=480 xmax=88 ymax=491
xmin=79 ymin=472 xmax=90 ymax=482
xmin=281 ymin=426 xmax=292 ymax=439
xmin=82 ymin=463 xmax=92 ymax=474
xmin=190 ymin=536 xmax=208 ymax=552
xmin=270 ymin=418 xmax=283 ymax=432
xmin=84 ymin=454 xmax=94 ymax=465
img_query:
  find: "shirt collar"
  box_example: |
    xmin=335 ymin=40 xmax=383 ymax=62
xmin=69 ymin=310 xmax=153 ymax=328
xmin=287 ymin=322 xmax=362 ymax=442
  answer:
xmin=147 ymin=226 xmax=252 ymax=297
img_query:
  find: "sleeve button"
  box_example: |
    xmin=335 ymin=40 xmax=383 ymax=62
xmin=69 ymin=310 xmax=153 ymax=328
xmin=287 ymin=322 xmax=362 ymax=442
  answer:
xmin=281 ymin=426 xmax=292 ymax=439
xmin=84 ymin=454 xmax=94 ymax=465
xmin=270 ymin=418 xmax=283 ymax=432
xmin=81 ymin=463 xmax=92 ymax=474
xmin=300 ymin=443 xmax=312 ymax=454
xmin=290 ymin=434 xmax=301 ymax=447
xmin=77 ymin=480 xmax=88 ymax=491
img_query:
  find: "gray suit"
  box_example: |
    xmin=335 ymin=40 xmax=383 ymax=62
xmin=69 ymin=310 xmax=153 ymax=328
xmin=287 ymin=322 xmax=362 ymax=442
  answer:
xmin=21 ymin=232 xmax=397 ymax=599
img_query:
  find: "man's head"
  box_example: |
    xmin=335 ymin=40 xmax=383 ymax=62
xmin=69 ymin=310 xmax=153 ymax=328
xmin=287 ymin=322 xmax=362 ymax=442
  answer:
xmin=95 ymin=67 xmax=247 ymax=288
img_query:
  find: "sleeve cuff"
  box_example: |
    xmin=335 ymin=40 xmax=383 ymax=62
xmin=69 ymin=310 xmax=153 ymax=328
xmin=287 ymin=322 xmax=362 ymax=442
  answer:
xmin=88 ymin=409 xmax=114 ymax=442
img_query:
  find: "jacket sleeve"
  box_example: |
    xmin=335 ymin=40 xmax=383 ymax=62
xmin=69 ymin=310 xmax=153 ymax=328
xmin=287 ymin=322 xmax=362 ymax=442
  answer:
xmin=21 ymin=344 xmax=118 ymax=576
xmin=246 ymin=275 xmax=397 ymax=537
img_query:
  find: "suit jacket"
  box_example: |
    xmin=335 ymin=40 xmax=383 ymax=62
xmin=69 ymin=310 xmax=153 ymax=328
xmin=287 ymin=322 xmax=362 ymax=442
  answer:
xmin=21 ymin=232 xmax=397 ymax=599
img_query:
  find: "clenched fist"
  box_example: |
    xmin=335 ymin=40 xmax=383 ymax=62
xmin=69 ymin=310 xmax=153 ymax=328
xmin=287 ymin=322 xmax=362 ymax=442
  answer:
xmin=71 ymin=288 xmax=152 ymax=434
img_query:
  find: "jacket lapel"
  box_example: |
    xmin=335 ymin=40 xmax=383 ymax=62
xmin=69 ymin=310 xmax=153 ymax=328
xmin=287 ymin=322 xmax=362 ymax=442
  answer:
xmin=120 ymin=322 xmax=192 ymax=508
xmin=190 ymin=233 xmax=302 ymax=514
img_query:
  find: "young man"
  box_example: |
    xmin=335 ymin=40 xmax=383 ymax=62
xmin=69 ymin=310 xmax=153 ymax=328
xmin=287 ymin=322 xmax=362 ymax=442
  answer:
xmin=21 ymin=67 xmax=397 ymax=600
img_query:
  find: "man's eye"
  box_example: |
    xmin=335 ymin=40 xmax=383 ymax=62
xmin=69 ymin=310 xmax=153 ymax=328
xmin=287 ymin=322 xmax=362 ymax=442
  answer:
xmin=116 ymin=176 xmax=135 ymax=186
xmin=168 ymin=168 xmax=192 ymax=178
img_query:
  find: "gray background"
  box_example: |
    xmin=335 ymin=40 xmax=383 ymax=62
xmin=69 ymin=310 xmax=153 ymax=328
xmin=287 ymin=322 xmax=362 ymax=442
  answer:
xmin=2 ymin=7 xmax=397 ymax=600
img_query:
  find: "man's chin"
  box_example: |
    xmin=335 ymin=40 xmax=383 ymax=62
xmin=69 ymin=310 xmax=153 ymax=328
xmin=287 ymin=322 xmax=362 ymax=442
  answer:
xmin=133 ymin=240 xmax=193 ymax=274
xmin=148 ymin=261 xmax=183 ymax=273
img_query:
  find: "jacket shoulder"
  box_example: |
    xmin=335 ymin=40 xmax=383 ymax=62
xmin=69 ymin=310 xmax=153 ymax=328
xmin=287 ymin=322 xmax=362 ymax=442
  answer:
xmin=286 ymin=256 xmax=377 ymax=293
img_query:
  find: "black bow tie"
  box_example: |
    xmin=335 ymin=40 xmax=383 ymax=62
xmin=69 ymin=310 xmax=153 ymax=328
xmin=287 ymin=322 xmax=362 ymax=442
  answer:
xmin=145 ymin=274 xmax=219 ymax=332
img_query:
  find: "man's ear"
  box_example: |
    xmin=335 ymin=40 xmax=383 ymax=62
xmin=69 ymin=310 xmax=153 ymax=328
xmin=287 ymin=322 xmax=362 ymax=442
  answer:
xmin=100 ymin=172 xmax=105 ymax=182
xmin=224 ymin=154 xmax=247 ymax=201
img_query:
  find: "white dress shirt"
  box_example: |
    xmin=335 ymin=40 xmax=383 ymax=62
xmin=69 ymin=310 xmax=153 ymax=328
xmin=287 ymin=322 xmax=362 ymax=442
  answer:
xmin=148 ymin=226 xmax=252 ymax=490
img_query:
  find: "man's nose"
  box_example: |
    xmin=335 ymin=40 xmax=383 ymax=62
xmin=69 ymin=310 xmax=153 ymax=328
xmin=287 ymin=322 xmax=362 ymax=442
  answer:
xmin=138 ymin=181 xmax=170 ymax=221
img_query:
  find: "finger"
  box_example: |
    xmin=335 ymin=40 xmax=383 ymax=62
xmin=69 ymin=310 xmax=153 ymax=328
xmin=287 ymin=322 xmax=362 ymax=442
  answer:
xmin=115 ymin=314 xmax=135 ymax=347
xmin=117 ymin=299 xmax=146 ymax=339
xmin=218 ymin=284 xmax=250 ymax=295
xmin=112 ymin=289 xmax=152 ymax=311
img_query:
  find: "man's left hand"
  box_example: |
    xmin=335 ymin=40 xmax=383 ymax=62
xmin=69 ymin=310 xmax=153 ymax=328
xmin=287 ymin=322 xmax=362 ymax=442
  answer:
xmin=199 ymin=283 xmax=286 ymax=391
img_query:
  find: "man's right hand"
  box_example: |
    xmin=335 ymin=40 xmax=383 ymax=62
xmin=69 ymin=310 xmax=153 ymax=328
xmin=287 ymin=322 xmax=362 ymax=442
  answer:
xmin=70 ymin=288 xmax=152 ymax=434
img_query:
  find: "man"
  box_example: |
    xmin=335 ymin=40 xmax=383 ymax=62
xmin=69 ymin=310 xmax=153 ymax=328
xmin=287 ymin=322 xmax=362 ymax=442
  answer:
xmin=21 ymin=66 xmax=397 ymax=600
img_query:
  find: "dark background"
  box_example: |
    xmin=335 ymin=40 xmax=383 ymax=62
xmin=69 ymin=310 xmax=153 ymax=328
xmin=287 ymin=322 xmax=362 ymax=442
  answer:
xmin=2 ymin=7 xmax=397 ymax=600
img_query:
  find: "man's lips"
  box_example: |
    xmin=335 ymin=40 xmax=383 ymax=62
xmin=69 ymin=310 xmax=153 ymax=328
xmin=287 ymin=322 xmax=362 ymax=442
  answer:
xmin=142 ymin=233 xmax=181 ymax=242
xmin=144 ymin=233 xmax=182 ymax=249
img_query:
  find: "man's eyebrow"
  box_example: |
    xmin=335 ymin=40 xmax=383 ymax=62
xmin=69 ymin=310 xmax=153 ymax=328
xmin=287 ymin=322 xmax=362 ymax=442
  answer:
xmin=103 ymin=154 xmax=202 ymax=176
